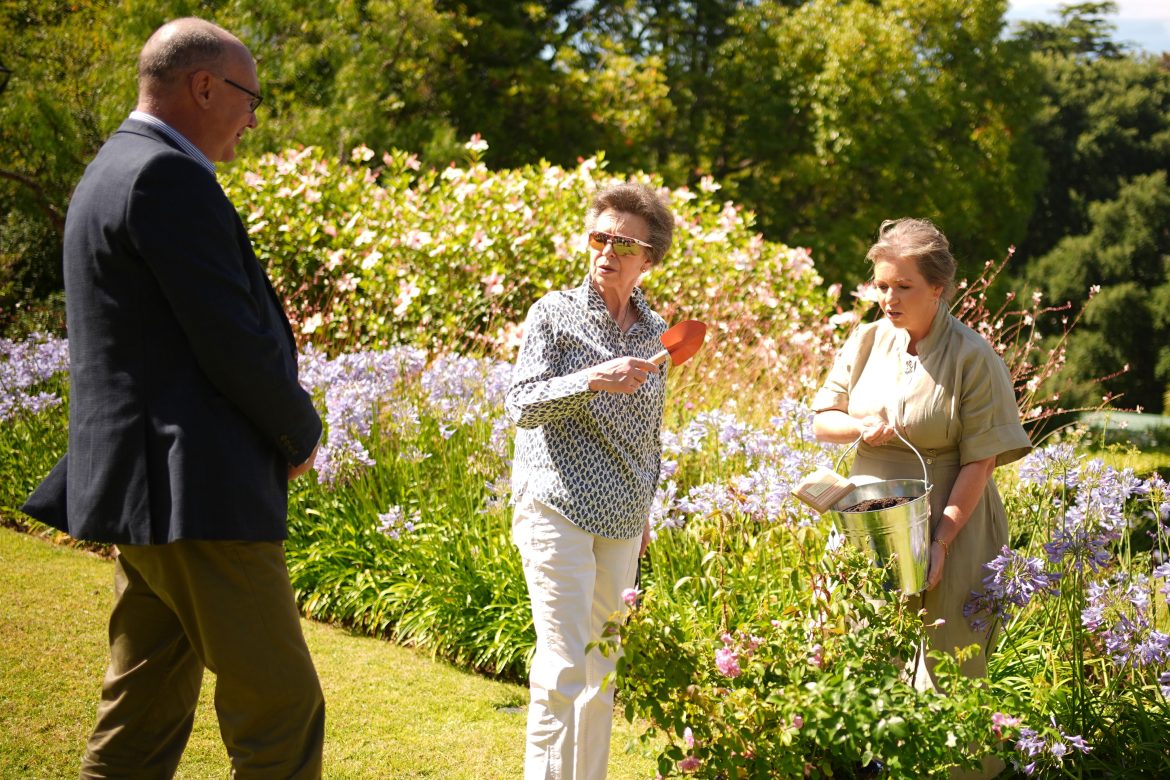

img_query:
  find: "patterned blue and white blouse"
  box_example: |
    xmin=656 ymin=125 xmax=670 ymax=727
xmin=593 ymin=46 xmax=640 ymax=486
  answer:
xmin=506 ymin=276 xmax=668 ymax=540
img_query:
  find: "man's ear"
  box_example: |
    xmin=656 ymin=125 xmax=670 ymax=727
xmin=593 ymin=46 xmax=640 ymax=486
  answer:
xmin=189 ymin=70 xmax=215 ymax=108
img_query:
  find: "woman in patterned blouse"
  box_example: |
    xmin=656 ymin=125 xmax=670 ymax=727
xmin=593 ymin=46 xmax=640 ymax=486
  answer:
xmin=505 ymin=182 xmax=674 ymax=780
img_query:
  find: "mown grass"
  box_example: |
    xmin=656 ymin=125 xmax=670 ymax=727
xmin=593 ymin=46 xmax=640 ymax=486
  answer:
xmin=0 ymin=528 xmax=657 ymax=779
xmin=1076 ymin=437 xmax=1170 ymax=481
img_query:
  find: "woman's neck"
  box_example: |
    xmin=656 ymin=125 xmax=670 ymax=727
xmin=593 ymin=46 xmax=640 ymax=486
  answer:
xmin=592 ymin=280 xmax=634 ymax=325
xmin=905 ymin=302 xmax=941 ymax=354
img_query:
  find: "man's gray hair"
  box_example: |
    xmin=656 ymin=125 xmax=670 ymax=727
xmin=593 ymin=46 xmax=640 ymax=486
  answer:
xmin=138 ymin=19 xmax=229 ymax=87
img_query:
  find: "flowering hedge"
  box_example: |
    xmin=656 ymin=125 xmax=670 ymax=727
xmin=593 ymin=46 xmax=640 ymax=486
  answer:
xmin=219 ymin=140 xmax=840 ymax=405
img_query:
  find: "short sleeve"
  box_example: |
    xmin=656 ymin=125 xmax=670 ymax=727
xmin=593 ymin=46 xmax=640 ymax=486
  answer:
xmin=812 ymin=326 xmax=867 ymax=413
xmin=957 ymin=345 xmax=1032 ymax=467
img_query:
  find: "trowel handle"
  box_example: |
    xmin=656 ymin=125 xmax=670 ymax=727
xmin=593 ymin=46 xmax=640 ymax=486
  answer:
xmin=650 ymin=348 xmax=671 ymax=367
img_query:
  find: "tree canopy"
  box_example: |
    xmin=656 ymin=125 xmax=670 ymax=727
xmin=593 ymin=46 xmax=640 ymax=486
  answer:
xmin=3 ymin=0 xmax=1169 ymax=407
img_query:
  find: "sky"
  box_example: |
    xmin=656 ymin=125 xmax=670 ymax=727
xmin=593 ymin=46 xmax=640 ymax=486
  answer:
xmin=1005 ymin=1 xmax=1170 ymax=54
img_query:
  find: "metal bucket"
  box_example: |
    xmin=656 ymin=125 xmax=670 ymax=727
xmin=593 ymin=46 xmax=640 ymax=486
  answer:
xmin=828 ymin=432 xmax=931 ymax=595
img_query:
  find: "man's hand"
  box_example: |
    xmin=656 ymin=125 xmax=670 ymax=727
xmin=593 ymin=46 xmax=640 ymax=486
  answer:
xmin=288 ymin=442 xmax=320 ymax=480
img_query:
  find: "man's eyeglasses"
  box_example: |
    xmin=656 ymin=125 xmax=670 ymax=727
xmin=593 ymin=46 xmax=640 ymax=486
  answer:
xmin=217 ymin=75 xmax=263 ymax=112
xmin=587 ymin=231 xmax=653 ymax=257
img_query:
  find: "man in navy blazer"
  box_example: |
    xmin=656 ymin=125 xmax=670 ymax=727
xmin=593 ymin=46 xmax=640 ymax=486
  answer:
xmin=22 ymin=17 xmax=325 ymax=778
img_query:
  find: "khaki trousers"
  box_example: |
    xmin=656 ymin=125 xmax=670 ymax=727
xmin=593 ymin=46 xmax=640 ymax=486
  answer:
xmin=80 ymin=540 xmax=325 ymax=779
xmin=513 ymin=494 xmax=641 ymax=780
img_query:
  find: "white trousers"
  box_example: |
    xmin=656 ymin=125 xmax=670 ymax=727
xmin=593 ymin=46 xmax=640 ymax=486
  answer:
xmin=513 ymin=494 xmax=641 ymax=780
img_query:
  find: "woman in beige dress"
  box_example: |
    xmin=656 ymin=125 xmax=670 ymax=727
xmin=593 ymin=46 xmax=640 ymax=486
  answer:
xmin=812 ymin=218 xmax=1031 ymax=687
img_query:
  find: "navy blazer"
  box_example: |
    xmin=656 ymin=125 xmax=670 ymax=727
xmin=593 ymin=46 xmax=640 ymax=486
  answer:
xmin=22 ymin=118 xmax=322 ymax=544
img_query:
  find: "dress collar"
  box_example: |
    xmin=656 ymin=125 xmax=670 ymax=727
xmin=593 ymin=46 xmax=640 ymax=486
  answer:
xmin=914 ymin=300 xmax=952 ymax=357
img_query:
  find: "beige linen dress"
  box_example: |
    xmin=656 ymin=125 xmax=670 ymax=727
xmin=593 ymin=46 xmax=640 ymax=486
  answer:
xmin=813 ymin=303 xmax=1031 ymax=682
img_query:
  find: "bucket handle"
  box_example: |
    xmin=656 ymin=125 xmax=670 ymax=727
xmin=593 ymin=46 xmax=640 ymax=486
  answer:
xmin=832 ymin=428 xmax=931 ymax=488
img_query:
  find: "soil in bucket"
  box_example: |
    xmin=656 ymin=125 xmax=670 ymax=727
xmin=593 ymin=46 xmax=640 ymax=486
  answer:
xmin=841 ymin=495 xmax=916 ymax=513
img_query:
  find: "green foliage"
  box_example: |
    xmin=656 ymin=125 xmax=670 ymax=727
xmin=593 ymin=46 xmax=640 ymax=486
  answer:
xmin=1011 ymin=4 xmax=1170 ymax=411
xmin=1014 ymin=1 xmax=1128 ymax=59
xmin=0 ymin=0 xmax=1046 ymax=329
xmin=1017 ymin=14 xmax=1170 ymax=258
xmin=426 ymin=0 xmax=674 ymax=171
xmin=215 ymin=0 xmax=460 ymax=160
xmin=704 ymin=0 xmax=1045 ymax=286
xmin=219 ymin=145 xmax=837 ymax=386
xmin=0 ymin=1 xmax=131 ymax=333
xmin=611 ymin=521 xmax=1017 ymax=778
xmin=1028 ymin=172 xmax=1170 ymax=412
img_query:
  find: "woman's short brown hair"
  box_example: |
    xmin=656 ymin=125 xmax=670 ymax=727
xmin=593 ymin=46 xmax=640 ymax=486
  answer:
xmin=866 ymin=218 xmax=957 ymax=302
xmin=585 ymin=183 xmax=674 ymax=266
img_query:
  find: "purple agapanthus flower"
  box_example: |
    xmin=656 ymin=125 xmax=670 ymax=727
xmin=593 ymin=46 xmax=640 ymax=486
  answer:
xmin=377 ymin=504 xmax=419 ymax=540
xmin=0 ymin=333 xmax=70 ymax=423
xmin=300 ymin=345 xmax=431 ymax=484
xmin=1013 ymin=718 xmax=1090 ymax=776
xmin=1039 ymin=457 xmax=1136 ymax=573
xmin=965 ymin=547 xmax=1059 ymax=632
xmin=1081 ymin=571 xmax=1170 ymax=668
xmin=1017 ymin=443 xmax=1081 ymax=488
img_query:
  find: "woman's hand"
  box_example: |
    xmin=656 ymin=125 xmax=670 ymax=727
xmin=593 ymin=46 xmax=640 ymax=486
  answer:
xmin=926 ymin=539 xmax=947 ymax=590
xmin=588 ymin=356 xmax=658 ymax=394
xmin=859 ymin=415 xmax=897 ymax=446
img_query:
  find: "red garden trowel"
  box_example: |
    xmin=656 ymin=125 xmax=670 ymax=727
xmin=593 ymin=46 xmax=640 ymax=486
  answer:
xmin=650 ymin=319 xmax=707 ymax=367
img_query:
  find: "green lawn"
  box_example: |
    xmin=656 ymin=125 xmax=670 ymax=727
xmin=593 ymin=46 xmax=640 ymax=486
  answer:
xmin=0 ymin=528 xmax=658 ymax=779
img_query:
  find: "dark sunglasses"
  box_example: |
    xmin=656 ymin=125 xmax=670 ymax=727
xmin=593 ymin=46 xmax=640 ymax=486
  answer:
xmin=587 ymin=230 xmax=653 ymax=257
xmin=217 ymin=75 xmax=263 ymax=112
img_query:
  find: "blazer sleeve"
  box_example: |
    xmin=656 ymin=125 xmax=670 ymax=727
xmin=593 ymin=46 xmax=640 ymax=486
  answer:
xmin=126 ymin=152 xmax=321 ymax=464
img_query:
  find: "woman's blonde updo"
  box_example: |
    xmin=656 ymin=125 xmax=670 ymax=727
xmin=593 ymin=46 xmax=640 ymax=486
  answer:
xmin=866 ymin=218 xmax=957 ymax=302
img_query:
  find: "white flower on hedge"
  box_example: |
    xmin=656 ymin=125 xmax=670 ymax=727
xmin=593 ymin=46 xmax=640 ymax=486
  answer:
xmin=300 ymin=313 xmax=323 ymax=335
xmin=698 ymin=175 xmax=721 ymax=193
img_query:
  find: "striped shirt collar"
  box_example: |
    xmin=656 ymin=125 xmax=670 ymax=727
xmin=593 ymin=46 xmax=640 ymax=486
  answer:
xmin=128 ymin=111 xmax=216 ymax=175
